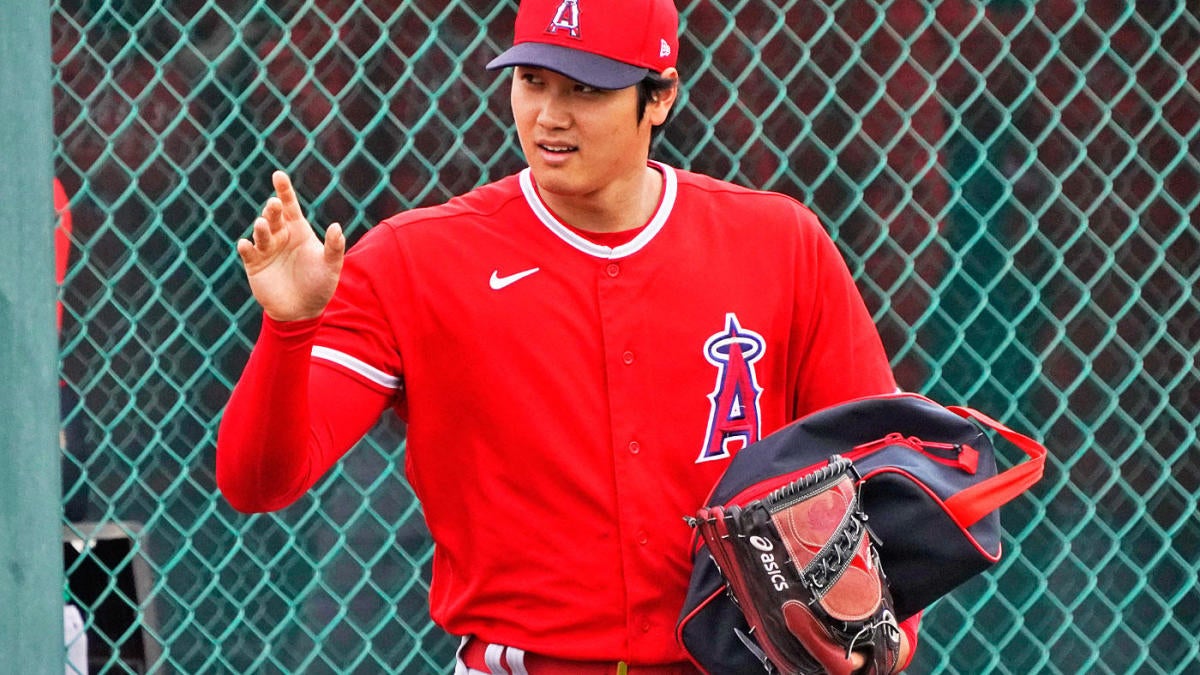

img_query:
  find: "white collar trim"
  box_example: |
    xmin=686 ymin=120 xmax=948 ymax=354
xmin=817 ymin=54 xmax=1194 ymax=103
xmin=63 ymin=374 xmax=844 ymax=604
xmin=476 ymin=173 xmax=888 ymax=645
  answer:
xmin=518 ymin=161 xmax=677 ymax=260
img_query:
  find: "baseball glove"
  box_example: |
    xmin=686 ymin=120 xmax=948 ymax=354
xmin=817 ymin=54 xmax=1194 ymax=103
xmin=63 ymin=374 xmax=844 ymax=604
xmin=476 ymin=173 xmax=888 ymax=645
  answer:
xmin=690 ymin=456 xmax=901 ymax=674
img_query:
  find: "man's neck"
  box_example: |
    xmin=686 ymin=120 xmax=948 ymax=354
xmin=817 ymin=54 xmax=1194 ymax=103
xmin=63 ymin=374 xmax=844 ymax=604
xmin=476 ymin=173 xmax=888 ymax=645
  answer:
xmin=538 ymin=164 xmax=665 ymax=234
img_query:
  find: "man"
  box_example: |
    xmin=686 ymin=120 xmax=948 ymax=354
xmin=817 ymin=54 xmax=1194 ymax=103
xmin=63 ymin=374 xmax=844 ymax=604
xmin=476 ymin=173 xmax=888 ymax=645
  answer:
xmin=217 ymin=0 xmax=918 ymax=671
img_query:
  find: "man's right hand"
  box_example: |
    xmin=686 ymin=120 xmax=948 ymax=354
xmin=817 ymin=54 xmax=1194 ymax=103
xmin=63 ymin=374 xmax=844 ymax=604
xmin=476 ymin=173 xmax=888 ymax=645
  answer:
xmin=237 ymin=171 xmax=346 ymax=322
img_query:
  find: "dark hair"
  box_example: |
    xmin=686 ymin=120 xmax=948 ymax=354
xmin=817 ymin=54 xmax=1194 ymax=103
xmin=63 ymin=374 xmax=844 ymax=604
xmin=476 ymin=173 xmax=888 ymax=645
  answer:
xmin=636 ymin=71 xmax=679 ymax=125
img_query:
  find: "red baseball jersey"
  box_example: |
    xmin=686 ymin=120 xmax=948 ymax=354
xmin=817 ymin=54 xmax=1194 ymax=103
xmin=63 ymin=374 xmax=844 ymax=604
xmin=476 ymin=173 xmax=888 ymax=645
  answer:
xmin=218 ymin=162 xmax=898 ymax=665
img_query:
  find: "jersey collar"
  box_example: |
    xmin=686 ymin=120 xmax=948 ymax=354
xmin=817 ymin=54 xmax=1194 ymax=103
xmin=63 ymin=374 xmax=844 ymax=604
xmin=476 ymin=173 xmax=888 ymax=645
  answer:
xmin=519 ymin=161 xmax=677 ymax=260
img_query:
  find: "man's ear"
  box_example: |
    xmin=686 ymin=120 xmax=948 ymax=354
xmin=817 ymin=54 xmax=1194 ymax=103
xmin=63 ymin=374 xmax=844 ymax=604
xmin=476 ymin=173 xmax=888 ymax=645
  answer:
xmin=647 ymin=67 xmax=680 ymax=126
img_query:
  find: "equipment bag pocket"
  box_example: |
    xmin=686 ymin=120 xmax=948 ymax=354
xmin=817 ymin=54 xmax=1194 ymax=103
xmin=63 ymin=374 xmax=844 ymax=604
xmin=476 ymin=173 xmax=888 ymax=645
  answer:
xmin=677 ymin=392 xmax=1046 ymax=673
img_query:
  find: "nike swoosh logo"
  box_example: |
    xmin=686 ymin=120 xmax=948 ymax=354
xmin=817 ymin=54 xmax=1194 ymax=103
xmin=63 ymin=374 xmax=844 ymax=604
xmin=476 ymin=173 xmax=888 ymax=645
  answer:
xmin=489 ymin=267 xmax=540 ymax=290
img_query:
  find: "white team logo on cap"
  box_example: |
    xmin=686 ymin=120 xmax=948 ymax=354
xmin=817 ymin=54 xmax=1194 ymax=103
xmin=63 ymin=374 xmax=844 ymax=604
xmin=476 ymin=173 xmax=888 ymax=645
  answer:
xmin=660 ymin=38 xmax=671 ymax=58
xmin=547 ymin=0 xmax=581 ymax=38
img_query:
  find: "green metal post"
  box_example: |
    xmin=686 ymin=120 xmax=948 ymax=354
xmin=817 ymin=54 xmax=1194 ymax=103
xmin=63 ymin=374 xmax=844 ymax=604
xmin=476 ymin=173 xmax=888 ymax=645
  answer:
xmin=0 ymin=2 xmax=63 ymax=673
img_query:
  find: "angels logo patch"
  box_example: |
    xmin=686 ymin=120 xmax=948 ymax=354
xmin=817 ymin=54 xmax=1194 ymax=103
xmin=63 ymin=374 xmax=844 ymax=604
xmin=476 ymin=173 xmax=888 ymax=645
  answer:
xmin=698 ymin=313 xmax=765 ymax=463
xmin=547 ymin=0 xmax=581 ymax=38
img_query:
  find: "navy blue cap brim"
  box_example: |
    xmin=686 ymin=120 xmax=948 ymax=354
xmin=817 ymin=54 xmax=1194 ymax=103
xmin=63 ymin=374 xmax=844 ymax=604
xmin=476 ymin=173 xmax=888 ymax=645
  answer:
xmin=486 ymin=42 xmax=650 ymax=90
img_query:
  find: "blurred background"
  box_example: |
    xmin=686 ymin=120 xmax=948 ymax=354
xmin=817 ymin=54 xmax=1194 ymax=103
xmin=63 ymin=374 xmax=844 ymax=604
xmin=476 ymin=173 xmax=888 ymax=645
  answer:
xmin=49 ymin=0 xmax=1197 ymax=673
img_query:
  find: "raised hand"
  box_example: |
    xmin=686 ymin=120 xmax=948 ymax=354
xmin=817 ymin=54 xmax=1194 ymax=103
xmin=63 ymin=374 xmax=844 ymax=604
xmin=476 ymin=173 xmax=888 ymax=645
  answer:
xmin=237 ymin=171 xmax=346 ymax=322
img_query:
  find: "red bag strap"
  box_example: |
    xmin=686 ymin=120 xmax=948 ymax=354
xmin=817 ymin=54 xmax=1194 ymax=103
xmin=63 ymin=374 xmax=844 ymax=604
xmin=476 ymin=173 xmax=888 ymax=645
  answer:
xmin=943 ymin=405 xmax=1047 ymax=527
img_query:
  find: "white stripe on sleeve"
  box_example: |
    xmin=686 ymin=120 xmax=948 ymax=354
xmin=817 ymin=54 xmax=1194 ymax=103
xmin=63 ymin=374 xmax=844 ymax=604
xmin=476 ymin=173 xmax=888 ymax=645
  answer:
xmin=311 ymin=346 xmax=401 ymax=389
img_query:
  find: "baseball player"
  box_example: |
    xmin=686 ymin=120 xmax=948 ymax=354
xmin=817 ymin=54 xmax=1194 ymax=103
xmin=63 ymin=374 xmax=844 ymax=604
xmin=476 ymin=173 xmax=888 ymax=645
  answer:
xmin=217 ymin=0 xmax=920 ymax=672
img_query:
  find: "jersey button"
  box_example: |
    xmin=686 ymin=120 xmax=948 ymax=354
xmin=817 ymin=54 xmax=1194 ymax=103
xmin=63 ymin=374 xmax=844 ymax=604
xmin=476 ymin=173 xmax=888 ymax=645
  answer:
xmin=622 ymin=350 xmax=635 ymax=365
xmin=606 ymin=263 xmax=620 ymax=277
xmin=637 ymin=531 xmax=648 ymax=545
xmin=628 ymin=440 xmax=640 ymax=454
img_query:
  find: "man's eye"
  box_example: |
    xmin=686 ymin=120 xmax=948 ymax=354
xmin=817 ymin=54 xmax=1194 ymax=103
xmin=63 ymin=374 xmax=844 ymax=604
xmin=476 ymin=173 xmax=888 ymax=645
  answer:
xmin=576 ymin=84 xmax=599 ymax=94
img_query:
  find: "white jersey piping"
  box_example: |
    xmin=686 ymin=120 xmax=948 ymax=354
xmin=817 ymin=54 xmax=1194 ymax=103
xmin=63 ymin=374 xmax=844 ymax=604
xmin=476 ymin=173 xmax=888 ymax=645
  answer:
xmin=518 ymin=161 xmax=677 ymax=260
xmin=311 ymin=345 xmax=401 ymax=389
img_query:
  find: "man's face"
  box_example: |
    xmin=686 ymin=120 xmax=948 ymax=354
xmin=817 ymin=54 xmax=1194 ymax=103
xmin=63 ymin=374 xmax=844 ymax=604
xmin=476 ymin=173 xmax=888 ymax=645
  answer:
xmin=510 ymin=66 xmax=656 ymax=202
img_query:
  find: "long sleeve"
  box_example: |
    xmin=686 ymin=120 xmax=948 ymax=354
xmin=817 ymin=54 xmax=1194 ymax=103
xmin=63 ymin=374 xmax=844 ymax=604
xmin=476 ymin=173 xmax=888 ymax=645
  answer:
xmin=898 ymin=610 xmax=921 ymax=671
xmin=215 ymin=313 xmax=392 ymax=513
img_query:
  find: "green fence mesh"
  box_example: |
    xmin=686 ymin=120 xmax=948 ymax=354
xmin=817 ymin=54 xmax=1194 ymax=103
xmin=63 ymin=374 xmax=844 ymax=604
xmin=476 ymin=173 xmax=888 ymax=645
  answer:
xmin=51 ymin=0 xmax=1197 ymax=673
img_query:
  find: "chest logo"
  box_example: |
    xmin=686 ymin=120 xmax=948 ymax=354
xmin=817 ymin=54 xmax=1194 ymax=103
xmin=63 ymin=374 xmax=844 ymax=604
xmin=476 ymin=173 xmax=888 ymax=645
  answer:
xmin=698 ymin=313 xmax=765 ymax=463
xmin=490 ymin=267 xmax=540 ymax=290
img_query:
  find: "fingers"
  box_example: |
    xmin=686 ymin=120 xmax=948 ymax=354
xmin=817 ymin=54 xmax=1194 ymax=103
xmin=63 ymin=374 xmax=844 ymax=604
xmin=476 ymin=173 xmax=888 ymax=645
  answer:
xmin=235 ymin=236 xmax=255 ymax=264
xmin=240 ymin=173 xmax=296 ymax=262
xmin=272 ymin=170 xmax=306 ymax=223
xmin=255 ymin=198 xmax=285 ymax=250
xmin=324 ymin=223 xmax=346 ymax=265
xmin=261 ymin=196 xmax=282 ymax=223
xmin=239 ymin=171 xmax=338 ymax=267
xmin=237 ymin=216 xmax=276 ymax=265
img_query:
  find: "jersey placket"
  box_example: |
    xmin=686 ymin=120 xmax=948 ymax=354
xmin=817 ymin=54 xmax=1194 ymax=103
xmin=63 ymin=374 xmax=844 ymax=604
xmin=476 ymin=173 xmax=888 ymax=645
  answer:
xmin=595 ymin=252 xmax=663 ymax=652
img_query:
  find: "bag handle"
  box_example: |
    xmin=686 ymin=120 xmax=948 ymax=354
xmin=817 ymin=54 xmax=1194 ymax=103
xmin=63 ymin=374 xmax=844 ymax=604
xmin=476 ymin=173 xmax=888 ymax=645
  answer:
xmin=942 ymin=405 xmax=1047 ymax=527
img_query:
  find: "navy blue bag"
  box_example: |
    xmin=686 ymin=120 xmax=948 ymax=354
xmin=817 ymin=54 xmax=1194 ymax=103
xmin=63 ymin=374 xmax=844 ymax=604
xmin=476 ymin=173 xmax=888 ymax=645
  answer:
xmin=676 ymin=392 xmax=1046 ymax=673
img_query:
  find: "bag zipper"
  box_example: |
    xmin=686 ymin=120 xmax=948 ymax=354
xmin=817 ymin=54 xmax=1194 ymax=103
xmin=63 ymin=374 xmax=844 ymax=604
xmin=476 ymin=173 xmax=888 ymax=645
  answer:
xmin=845 ymin=432 xmax=978 ymax=474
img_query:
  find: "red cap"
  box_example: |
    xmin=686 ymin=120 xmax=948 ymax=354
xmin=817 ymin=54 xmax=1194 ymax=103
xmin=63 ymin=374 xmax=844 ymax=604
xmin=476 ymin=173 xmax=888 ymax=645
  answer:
xmin=487 ymin=0 xmax=679 ymax=89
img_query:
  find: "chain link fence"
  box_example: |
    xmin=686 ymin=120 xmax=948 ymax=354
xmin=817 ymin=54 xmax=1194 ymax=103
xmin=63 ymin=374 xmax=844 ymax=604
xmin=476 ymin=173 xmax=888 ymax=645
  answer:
xmin=51 ymin=0 xmax=1197 ymax=673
